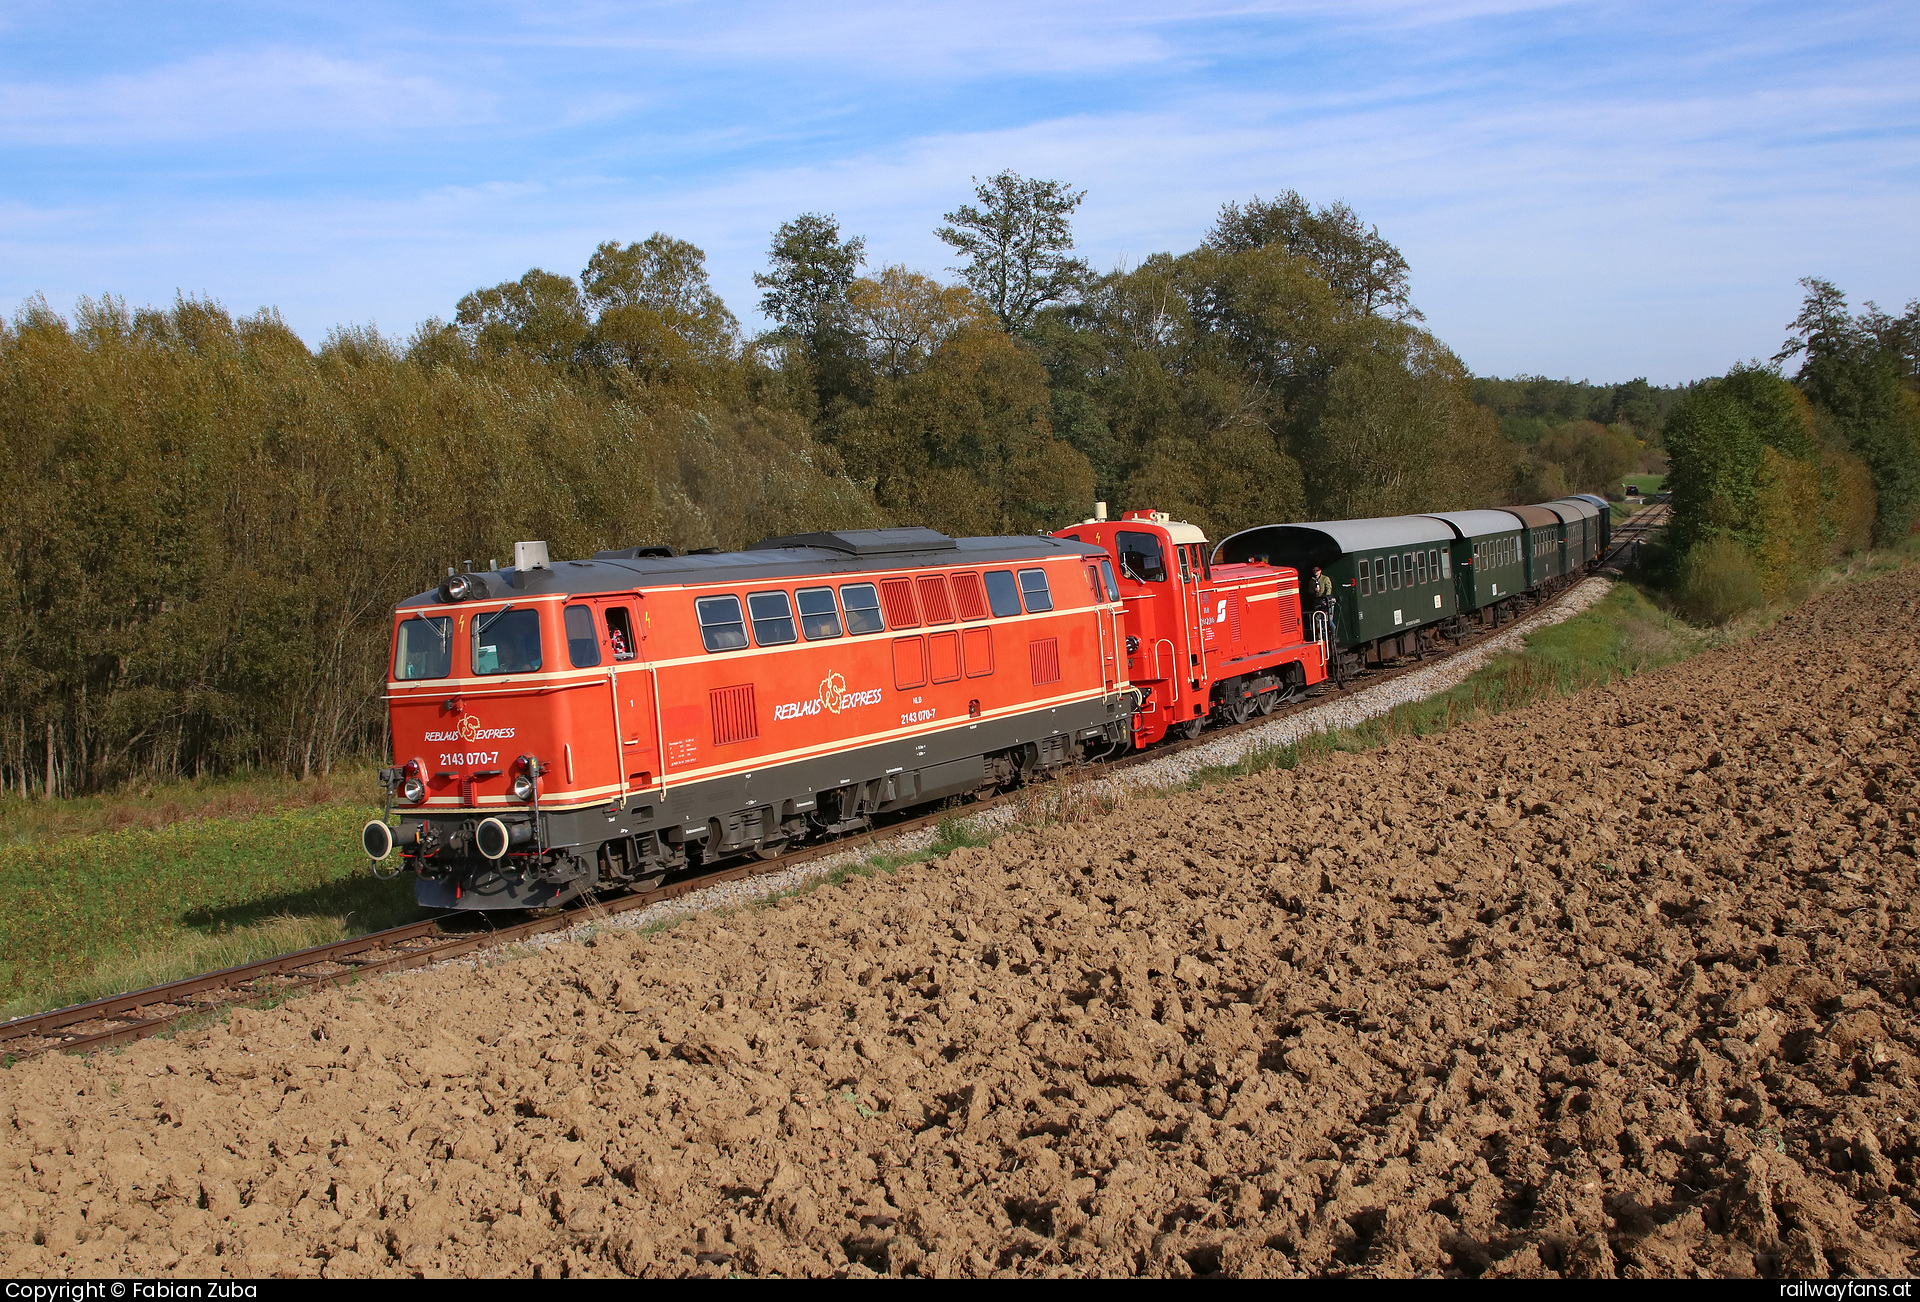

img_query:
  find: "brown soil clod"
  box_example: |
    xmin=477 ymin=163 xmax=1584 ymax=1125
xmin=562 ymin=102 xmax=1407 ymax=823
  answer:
xmin=4 ymin=569 xmax=1920 ymax=1277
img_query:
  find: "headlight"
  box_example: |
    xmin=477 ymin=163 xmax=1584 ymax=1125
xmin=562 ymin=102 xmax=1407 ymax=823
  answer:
xmin=401 ymin=776 xmax=426 ymax=804
xmin=511 ymin=773 xmax=535 ymax=801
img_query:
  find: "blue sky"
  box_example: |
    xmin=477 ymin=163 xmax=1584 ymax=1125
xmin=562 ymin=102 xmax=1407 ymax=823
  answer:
xmin=3 ymin=1 xmax=1915 ymax=384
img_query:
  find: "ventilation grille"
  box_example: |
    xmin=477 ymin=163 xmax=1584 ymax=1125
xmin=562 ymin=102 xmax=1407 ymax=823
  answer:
xmin=1029 ymin=637 xmax=1061 ymax=686
xmin=879 ymin=578 xmax=919 ymax=628
xmin=1227 ymin=594 xmax=1243 ymax=644
xmin=951 ymin=571 xmax=988 ymax=620
xmin=917 ymin=575 xmax=955 ymax=624
xmin=710 ymin=684 xmax=758 ymax=746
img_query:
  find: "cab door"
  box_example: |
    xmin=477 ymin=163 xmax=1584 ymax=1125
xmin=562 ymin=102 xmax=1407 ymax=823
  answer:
xmin=1085 ymin=561 xmax=1118 ymax=692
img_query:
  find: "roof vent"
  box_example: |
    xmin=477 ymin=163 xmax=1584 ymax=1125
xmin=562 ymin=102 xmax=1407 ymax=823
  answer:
xmin=748 ymin=528 xmax=956 ymax=556
xmin=513 ymin=541 xmax=550 ymax=571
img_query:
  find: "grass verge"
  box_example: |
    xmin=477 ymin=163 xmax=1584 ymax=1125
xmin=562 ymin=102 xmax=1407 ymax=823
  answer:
xmin=1 ymin=800 xmax=425 ymax=1022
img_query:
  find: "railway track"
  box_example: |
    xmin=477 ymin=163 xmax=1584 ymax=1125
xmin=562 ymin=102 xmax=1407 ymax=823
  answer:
xmin=2 ymin=507 xmax=1666 ymax=1061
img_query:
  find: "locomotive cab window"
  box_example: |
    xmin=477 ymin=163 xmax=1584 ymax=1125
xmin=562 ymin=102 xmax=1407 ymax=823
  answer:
xmin=797 ymin=587 xmax=841 ymax=640
xmin=1098 ymin=559 xmax=1119 ymax=602
xmin=564 ymin=604 xmax=602 ymax=668
xmin=474 ymin=607 xmax=542 ymax=675
xmin=605 ymin=607 xmax=636 ymax=660
xmin=839 ymin=583 xmax=884 ymax=635
xmin=983 ymin=570 xmax=1023 ymax=618
xmin=748 ymin=591 xmax=796 ymax=645
xmin=1116 ymin=531 xmax=1167 ymax=583
xmin=395 ymin=614 xmax=452 ymax=681
xmin=1018 ymin=569 xmax=1053 ymax=613
xmin=1177 ymin=547 xmax=1192 ymax=584
xmin=696 ymin=595 xmax=748 ymax=652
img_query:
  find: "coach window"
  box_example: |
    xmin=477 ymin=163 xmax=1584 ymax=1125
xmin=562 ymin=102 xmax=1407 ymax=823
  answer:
xmin=1415 ymin=552 xmax=1427 ymax=584
xmin=796 ymin=587 xmax=842 ymax=640
xmin=564 ymin=604 xmax=602 ymax=668
xmin=984 ymin=570 xmax=1023 ymax=618
xmin=1439 ymin=550 xmax=1451 ymax=579
xmin=695 ymin=595 xmax=748 ymax=652
xmin=1018 ymin=569 xmax=1054 ymax=613
xmin=748 ymin=591 xmax=796 ymax=645
xmin=474 ymin=607 xmax=542 ymax=675
xmin=395 ymin=614 xmax=453 ymax=680
xmin=1115 ymin=531 xmax=1167 ymax=583
xmin=1388 ymin=554 xmax=1400 ymax=589
xmin=839 ymin=583 xmax=884 ymax=635
xmin=605 ymin=607 xmax=636 ymax=660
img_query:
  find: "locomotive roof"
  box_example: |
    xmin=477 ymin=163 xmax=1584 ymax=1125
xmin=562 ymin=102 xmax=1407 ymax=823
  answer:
xmin=1215 ymin=515 xmax=1453 ymax=560
xmin=394 ymin=530 xmax=1106 ymax=610
xmin=1420 ymin=510 xmax=1528 ymax=540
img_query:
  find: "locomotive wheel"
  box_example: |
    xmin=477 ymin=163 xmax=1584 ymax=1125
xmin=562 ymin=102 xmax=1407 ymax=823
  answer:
xmin=1255 ymin=688 xmax=1277 ymax=717
xmin=1224 ymin=694 xmax=1252 ymax=726
xmin=1177 ymin=718 xmax=1204 ymax=740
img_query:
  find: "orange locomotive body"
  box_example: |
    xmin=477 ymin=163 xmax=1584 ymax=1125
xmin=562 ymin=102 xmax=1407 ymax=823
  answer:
xmin=365 ymin=530 xmax=1135 ymax=909
xmin=1052 ymin=509 xmax=1328 ymax=746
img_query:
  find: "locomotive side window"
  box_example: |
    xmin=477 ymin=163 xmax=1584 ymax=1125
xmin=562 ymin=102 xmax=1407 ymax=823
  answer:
xmin=840 ymin=583 xmax=884 ymax=635
xmin=1098 ymin=559 xmax=1119 ymax=602
xmin=796 ymin=587 xmax=842 ymax=640
xmin=564 ymin=604 xmax=602 ymax=668
xmin=1177 ymin=547 xmax=1192 ymax=584
xmin=1018 ymin=569 xmax=1054 ymax=613
xmin=1199 ymin=548 xmax=1212 ymax=581
xmin=748 ymin=591 xmax=797 ymax=645
xmin=983 ymin=570 xmax=1023 ymax=618
xmin=474 ymin=607 xmax=542 ymax=674
xmin=951 ymin=571 xmax=989 ymax=620
xmin=605 ymin=607 xmax=636 ymax=660
xmin=1116 ymin=531 xmax=1167 ymax=583
xmin=696 ymin=595 xmax=748 ymax=652
xmin=394 ymin=614 xmax=452 ymax=680
xmin=1359 ymin=559 xmax=1371 ymax=596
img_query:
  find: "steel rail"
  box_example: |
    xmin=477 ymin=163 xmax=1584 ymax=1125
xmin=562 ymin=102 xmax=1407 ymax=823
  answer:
xmin=4 ymin=506 xmax=1664 ymax=1060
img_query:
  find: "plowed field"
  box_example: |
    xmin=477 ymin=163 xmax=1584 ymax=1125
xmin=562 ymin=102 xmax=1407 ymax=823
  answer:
xmin=5 ymin=570 xmax=1919 ymax=1278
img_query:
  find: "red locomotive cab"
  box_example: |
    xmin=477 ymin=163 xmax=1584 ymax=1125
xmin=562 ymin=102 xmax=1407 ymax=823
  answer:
xmin=1054 ymin=507 xmax=1328 ymax=745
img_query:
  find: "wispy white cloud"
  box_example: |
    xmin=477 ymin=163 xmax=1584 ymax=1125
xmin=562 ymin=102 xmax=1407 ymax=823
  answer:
xmin=0 ymin=48 xmax=483 ymax=145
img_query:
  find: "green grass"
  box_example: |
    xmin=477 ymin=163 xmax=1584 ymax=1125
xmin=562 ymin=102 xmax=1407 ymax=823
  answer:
xmin=1 ymin=799 xmax=427 ymax=1021
xmin=1188 ymin=582 xmax=1700 ymax=787
xmin=0 ymin=762 xmax=380 ymax=848
xmin=1621 ymin=472 xmax=1665 ymax=497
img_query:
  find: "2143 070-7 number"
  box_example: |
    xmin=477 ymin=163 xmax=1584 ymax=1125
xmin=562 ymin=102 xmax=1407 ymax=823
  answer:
xmin=440 ymin=752 xmax=500 ymax=768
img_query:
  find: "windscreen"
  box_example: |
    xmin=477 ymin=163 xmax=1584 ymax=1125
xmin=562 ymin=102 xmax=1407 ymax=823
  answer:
xmin=394 ymin=615 xmax=452 ymax=680
xmin=1117 ymin=531 xmax=1167 ymax=583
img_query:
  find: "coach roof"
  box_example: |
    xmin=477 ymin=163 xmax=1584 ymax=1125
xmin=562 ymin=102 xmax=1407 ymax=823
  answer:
xmin=394 ymin=531 xmax=1106 ymax=609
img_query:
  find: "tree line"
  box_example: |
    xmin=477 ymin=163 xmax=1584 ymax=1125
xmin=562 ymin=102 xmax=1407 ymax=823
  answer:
xmin=2 ymin=176 xmax=1671 ymax=792
xmin=1660 ymin=279 xmax=1919 ymax=621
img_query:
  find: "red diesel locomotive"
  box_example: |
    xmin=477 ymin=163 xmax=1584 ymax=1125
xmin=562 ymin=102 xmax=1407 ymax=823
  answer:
xmin=362 ymin=529 xmax=1136 ymax=909
xmin=1053 ymin=508 xmax=1329 ymax=745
